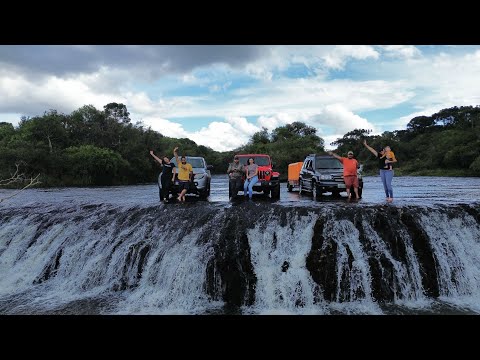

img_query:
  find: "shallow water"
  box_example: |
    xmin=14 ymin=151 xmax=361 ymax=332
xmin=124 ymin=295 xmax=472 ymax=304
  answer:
xmin=1 ymin=175 xmax=479 ymax=208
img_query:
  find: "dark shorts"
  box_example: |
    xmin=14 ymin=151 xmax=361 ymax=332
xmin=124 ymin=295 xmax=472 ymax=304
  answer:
xmin=344 ymin=175 xmax=359 ymax=188
xmin=178 ymin=181 xmax=190 ymax=191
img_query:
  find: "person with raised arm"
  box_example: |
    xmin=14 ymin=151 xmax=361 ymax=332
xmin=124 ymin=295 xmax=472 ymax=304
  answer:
xmin=363 ymin=140 xmax=397 ymax=202
xmin=150 ymin=149 xmax=175 ymax=203
xmin=328 ymin=150 xmax=360 ymax=199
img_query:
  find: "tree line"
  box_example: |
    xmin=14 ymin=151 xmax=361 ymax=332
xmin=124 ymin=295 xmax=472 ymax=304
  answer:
xmin=1 ymin=103 xmax=479 ymax=187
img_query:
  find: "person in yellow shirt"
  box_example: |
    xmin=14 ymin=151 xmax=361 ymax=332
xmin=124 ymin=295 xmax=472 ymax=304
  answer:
xmin=173 ymin=146 xmax=193 ymax=202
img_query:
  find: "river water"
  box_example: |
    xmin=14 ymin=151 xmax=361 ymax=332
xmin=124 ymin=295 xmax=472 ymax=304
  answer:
xmin=1 ymin=175 xmax=479 ymax=208
xmin=0 ymin=175 xmax=479 ymax=315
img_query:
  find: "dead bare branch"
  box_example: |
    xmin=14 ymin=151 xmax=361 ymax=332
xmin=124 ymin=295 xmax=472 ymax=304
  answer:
xmin=0 ymin=164 xmax=21 ymax=186
xmin=0 ymin=164 xmax=41 ymax=203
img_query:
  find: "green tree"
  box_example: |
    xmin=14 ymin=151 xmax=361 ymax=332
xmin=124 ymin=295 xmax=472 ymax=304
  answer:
xmin=406 ymin=116 xmax=435 ymax=132
xmin=104 ymin=102 xmax=131 ymax=124
xmin=63 ymin=145 xmax=129 ymax=186
xmin=18 ymin=110 xmax=67 ymax=153
xmin=0 ymin=122 xmax=15 ymax=142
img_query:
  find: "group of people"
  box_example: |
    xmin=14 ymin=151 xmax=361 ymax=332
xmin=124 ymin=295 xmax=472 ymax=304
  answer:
xmin=227 ymin=156 xmax=258 ymax=200
xmin=328 ymin=141 xmax=397 ymax=202
xmin=149 ymin=147 xmax=193 ymax=203
xmin=150 ymin=141 xmax=398 ymax=203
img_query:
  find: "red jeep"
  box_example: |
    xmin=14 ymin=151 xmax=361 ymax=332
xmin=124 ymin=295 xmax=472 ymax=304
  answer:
xmin=230 ymin=154 xmax=281 ymax=199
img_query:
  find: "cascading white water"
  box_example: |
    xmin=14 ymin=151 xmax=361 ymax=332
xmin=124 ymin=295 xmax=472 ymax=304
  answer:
xmin=245 ymin=210 xmax=321 ymax=314
xmin=418 ymin=208 xmax=480 ymax=312
xmin=114 ymin=213 xmax=225 ymax=314
xmin=361 ymin=219 xmax=425 ymax=303
xmin=1 ymin=202 xmax=480 ymax=314
xmin=245 ymin=209 xmax=383 ymax=314
xmin=324 ymin=218 xmax=380 ymax=313
xmin=0 ymin=205 xmax=222 ymax=314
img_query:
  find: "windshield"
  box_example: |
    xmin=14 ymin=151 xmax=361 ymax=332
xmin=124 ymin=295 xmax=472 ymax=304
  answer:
xmin=237 ymin=156 xmax=270 ymax=166
xmin=170 ymin=157 xmax=205 ymax=168
xmin=315 ymin=157 xmax=343 ymax=169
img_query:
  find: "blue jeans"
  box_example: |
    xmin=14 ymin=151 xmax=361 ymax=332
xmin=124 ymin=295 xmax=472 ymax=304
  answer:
xmin=244 ymin=176 xmax=258 ymax=199
xmin=380 ymin=169 xmax=394 ymax=198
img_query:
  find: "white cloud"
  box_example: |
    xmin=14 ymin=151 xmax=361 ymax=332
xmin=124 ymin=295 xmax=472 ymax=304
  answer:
xmin=308 ymin=104 xmax=378 ymax=134
xmin=225 ymin=116 xmax=259 ymax=135
xmin=322 ymin=45 xmax=380 ymax=70
xmin=388 ymin=105 xmax=450 ymax=131
xmin=323 ymin=134 xmax=344 ymax=150
xmin=140 ymin=115 xmax=258 ymax=152
xmin=182 ymin=73 xmax=197 ymax=83
xmin=256 ymin=113 xmax=299 ymax=131
xmin=379 ymin=45 xmax=421 ymax=59
xmin=188 ymin=121 xmax=251 ymax=152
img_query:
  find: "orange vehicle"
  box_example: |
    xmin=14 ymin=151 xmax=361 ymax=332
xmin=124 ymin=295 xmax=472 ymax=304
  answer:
xmin=287 ymin=162 xmax=303 ymax=192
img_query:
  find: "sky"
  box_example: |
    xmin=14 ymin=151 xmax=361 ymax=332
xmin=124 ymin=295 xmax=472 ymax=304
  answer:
xmin=1 ymin=45 xmax=480 ymax=151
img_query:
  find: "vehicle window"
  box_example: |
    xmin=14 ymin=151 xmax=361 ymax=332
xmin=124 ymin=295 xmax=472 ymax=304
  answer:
xmin=255 ymin=157 xmax=270 ymax=166
xmin=237 ymin=157 xmax=270 ymax=166
xmin=170 ymin=157 xmax=205 ymax=168
xmin=315 ymin=158 xmax=343 ymax=169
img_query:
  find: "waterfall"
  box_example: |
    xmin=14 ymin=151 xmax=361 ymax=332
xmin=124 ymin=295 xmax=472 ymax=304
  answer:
xmin=0 ymin=202 xmax=479 ymax=314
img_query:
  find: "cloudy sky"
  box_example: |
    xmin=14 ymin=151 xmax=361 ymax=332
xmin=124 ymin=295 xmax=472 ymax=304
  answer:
xmin=1 ymin=45 xmax=480 ymax=151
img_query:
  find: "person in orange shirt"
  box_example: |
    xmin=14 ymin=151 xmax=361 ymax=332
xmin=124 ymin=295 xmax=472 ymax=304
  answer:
xmin=329 ymin=150 xmax=360 ymax=199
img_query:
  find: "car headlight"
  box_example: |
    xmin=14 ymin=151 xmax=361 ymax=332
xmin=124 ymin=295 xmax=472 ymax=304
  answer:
xmin=320 ymin=174 xmax=332 ymax=180
xmin=195 ymin=174 xmax=205 ymax=180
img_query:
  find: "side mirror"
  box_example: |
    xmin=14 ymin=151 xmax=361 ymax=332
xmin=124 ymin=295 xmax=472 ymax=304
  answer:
xmin=271 ymin=162 xmax=275 ymax=168
xmin=358 ymin=164 xmax=363 ymax=172
xmin=207 ymin=165 xmax=214 ymax=170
